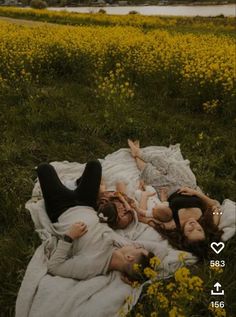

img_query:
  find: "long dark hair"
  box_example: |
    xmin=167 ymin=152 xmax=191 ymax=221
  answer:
xmin=150 ymin=206 xmax=223 ymax=261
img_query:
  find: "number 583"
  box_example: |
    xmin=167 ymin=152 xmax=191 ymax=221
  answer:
xmin=210 ymin=260 xmax=225 ymax=267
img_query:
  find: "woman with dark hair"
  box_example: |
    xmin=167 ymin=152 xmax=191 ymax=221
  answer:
xmin=145 ymin=188 xmax=223 ymax=261
xmin=152 ymin=211 xmax=222 ymax=261
xmin=127 ymin=139 xmax=223 ymax=259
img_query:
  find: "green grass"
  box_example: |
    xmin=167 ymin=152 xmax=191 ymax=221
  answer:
xmin=0 ymin=77 xmax=235 ymax=316
xmin=0 ymin=9 xmax=236 ymax=315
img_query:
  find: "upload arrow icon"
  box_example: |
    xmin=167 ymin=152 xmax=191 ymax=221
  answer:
xmin=211 ymin=282 xmax=224 ymax=296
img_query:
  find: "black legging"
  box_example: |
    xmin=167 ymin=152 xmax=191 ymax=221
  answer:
xmin=37 ymin=160 xmax=102 ymax=223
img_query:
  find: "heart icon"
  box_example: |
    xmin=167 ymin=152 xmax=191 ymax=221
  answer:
xmin=210 ymin=242 xmax=225 ymax=254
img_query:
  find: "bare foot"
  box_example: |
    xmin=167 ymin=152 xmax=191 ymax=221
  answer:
xmin=127 ymin=139 xmax=140 ymax=157
xmin=133 ymin=140 xmax=140 ymax=148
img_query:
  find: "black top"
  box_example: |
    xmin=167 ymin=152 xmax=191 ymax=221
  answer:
xmin=168 ymin=192 xmax=204 ymax=227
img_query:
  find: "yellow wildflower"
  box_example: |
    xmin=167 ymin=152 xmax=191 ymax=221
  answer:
xmin=144 ymin=267 xmax=158 ymax=280
xmin=169 ymin=307 xmax=185 ymax=317
xmin=208 ymin=304 xmax=226 ymax=317
xmin=174 ymin=267 xmax=190 ymax=282
xmin=150 ymin=256 xmax=161 ymax=268
xmin=178 ymin=252 xmax=187 ymax=263
xmin=147 ymin=283 xmax=158 ymax=296
xmin=166 ymin=282 xmax=175 ymax=292
xmin=210 ymin=266 xmax=223 ymax=274
xmin=133 ymin=263 xmax=141 ymax=272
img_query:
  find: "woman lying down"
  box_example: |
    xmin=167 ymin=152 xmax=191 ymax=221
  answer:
xmin=98 ymin=139 xmax=223 ymax=261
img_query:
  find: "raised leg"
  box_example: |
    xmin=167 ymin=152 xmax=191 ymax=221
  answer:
xmin=74 ymin=160 xmax=102 ymax=209
xmin=37 ymin=163 xmax=77 ymax=223
xmin=128 ymin=139 xmax=147 ymax=172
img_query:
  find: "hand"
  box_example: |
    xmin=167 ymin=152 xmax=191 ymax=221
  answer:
xmin=66 ymin=222 xmax=87 ymax=240
xmin=117 ymin=192 xmax=132 ymax=210
xmin=177 ymin=187 xmax=197 ymax=196
xmin=129 ymin=200 xmax=138 ymax=211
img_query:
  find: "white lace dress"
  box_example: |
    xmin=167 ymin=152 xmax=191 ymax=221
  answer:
xmin=139 ymin=151 xmax=197 ymax=196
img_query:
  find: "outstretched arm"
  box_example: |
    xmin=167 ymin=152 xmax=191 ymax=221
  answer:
xmin=177 ymin=187 xmax=219 ymax=208
xmin=138 ymin=214 xmax=176 ymax=230
xmin=139 ymin=191 xmax=151 ymax=210
xmin=135 ymin=190 xmax=156 ymax=217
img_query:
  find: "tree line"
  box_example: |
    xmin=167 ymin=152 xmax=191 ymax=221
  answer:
xmin=3 ymin=0 xmax=234 ymax=8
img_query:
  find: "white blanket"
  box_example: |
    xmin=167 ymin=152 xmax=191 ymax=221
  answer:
xmin=15 ymin=145 xmax=236 ymax=317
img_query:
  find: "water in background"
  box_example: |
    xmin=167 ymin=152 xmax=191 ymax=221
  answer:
xmin=48 ymin=4 xmax=236 ymax=17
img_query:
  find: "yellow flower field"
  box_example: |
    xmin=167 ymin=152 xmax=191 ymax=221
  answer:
xmin=0 ymin=6 xmax=235 ymax=32
xmin=0 ymin=19 xmax=235 ymax=111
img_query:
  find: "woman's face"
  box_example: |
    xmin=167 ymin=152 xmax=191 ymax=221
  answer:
xmin=114 ymin=201 xmax=134 ymax=229
xmin=183 ymin=218 xmax=205 ymax=241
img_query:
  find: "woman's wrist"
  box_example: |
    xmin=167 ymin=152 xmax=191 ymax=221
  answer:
xmin=193 ymin=189 xmax=200 ymax=196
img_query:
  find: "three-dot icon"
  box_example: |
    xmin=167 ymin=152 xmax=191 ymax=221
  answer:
xmin=212 ymin=206 xmax=223 ymax=215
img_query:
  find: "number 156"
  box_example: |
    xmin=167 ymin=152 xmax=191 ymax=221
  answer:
xmin=211 ymin=301 xmax=224 ymax=308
